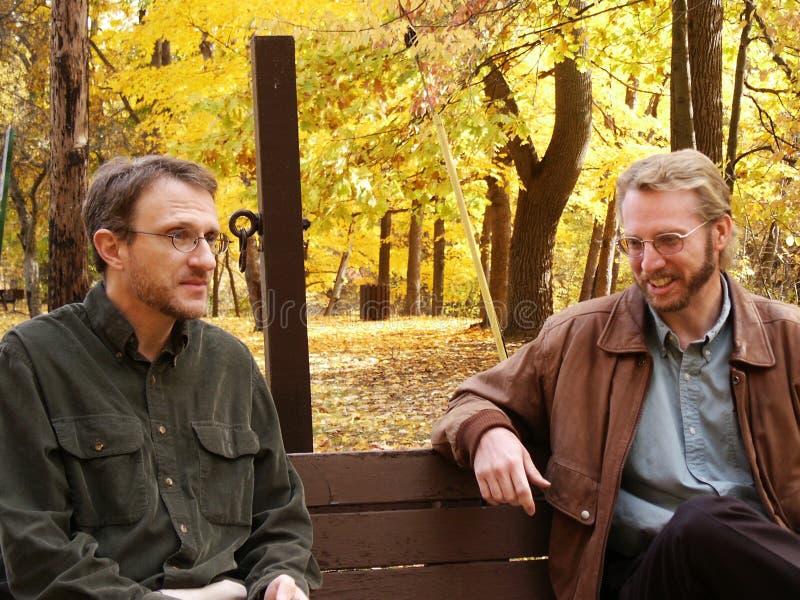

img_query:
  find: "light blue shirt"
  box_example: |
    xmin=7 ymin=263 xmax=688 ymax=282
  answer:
xmin=609 ymin=276 xmax=764 ymax=556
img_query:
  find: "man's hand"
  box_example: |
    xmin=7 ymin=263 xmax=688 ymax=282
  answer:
xmin=159 ymin=579 xmax=247 ymax=599
xmin=263 ymin=574 xmax=308 ymax=600
xmin=473 ymin=427 xmax=550 ymax=516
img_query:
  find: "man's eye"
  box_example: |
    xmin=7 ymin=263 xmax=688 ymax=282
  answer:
xmin=627 ymin=239 xmax=644 ymax=250
xmin=204 ymin=233 xmax=219 ymax=243
xmin=656 ymin=234 xmax=681 ymax=247
xmin=172 ymin=229 xmax=192 ymax=241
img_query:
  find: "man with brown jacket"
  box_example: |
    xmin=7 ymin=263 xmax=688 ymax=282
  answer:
xmin=432 ymin=150 xmax=800 ymax=599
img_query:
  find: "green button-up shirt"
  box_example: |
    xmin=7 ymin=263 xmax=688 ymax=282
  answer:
xmin=0 ymin=283 xmax=320 ymax=599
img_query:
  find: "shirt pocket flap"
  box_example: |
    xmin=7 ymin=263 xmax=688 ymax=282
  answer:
xmin=53 ymin=415 xmax=144 ymax=459
xmin=544 ymin=459 xmax=599 ymax=526
xmin=192 ymin=422 xmax=260 ymax=458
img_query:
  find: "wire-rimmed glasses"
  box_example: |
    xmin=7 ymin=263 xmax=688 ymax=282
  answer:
xmin=127 ymin=229 xmax=231 ymax=255
xmin=617 ymin=220 xmax=710 ymax=258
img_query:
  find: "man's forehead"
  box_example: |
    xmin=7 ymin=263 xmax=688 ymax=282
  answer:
xmin=132 ymin=178 xmax=219 ymax=227
xmin=621 ymin=189 xmax=702 ymax=229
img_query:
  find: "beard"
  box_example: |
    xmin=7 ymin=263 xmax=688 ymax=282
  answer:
xmin=638 ymin=231 xmax=717 ymax=313
xmin=129 ymin=258 xmax=209 ymax=321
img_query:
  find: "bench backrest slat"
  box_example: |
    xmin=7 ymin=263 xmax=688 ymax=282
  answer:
xmin=289 ymin=449 xmax=555 ymax=600
xmin=291 ymin=449 xmax=481 ymax=506
xmin=312 ymin=503 xmax=552 ymax=570
xmin=315 ymin=559 xmax=554 ymax=600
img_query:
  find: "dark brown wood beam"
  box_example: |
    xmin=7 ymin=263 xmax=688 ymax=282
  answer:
xmin=251 ymin=36 xmax=313 ymax=452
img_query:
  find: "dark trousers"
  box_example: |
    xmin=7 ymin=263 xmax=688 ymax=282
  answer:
xmin=601 ymin=495 xmax=800 ymax=600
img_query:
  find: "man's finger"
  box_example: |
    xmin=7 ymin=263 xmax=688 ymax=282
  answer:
xmin=510 ymin=469 xmax=536 ymax=516
xmin=523 ymin=452 xmax=551 ymax=489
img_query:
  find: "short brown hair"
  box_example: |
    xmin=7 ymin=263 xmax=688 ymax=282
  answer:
xmin=82 ymin=155 xmax=218 ymax=272
xmin=615 ymin=149 xmax=737 ymax=270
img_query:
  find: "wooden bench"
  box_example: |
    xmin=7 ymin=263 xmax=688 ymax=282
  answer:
xmin=290 ymin=449 xmax=554 ymax=599
xmin=0 ymin=288 xmax=25 ymax=312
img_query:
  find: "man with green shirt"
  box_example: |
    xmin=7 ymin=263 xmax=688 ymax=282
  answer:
xmin=0 ymin=156 xmax=320 ymax=599
xmin=433 ymin=149 xmax=800 ymax=599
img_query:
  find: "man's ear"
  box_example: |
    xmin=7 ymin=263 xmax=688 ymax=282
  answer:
xmin=713 ymin=214 xmax=733 ymax=251
xmin=93 ymin=229 xmax=126 ymax=271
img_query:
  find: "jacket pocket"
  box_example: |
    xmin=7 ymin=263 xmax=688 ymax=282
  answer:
xmin=52 ymin=415 xmax=147 ymax=527
xmin=192 ymin=422 xmax=260 ymax=526
xmin=544 ymin=459 xmax=599 ymax=526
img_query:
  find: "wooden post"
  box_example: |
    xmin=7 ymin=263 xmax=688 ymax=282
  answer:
xmin=251 ymin=36 xmax=313 ymax=452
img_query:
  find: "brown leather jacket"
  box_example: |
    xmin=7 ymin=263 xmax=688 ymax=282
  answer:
xmin=432 ymin=276 xmax=800 ymax=599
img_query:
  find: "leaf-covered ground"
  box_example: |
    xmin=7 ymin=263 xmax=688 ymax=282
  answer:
xmin=216 ymin=315 xmax=503 ymax=452
xmin=0 ymin=310 xmax=505 ymax=452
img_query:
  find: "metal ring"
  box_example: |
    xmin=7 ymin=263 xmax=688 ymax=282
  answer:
xmin=228 ymin=210 xmax=260 ymax=239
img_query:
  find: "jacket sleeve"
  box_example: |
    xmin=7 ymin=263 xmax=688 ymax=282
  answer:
xmin=432 ymin=331 xmax=554 ymax=468
xmin=234 ymin=359 xmax=321 ymax=600
xmin=0 ymin=338 xmax=164 ymax=600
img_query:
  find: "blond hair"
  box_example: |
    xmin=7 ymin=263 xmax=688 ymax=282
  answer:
xmin=615 ymin=149 xmax=736 ymax=270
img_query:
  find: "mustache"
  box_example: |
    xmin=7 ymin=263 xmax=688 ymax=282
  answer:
xmin=183 ymin=270 xmax=211 ymax=285
xmin=639 ymin=270 xmax=678 ymax=283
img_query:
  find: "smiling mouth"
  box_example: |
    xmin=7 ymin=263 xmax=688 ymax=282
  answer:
xmin=647 ymin=276 xmax=673 ymax=288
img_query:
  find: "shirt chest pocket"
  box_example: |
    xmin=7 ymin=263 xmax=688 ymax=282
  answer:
xmin=52 ymin=415 xmax=147 ymax=528
xmin=192 ymin=422 xmax=260 ymax=526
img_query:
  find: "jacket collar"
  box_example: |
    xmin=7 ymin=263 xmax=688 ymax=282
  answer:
xmin=596 ymin=274 xmax=775 ymax=367
xmin=597 ymin=285 xmax=649 ymax=354
xmin=726 ymin=274 xmax=775 ymax=367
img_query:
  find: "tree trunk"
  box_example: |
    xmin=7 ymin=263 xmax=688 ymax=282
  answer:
xmin=688 ymin=0 xmax=723 ymax=162
xmin=485 ymin=6 xmax=592 ymax=339
xmin=486 ymin=175 xmax=511 ymax=328
xmin=224 ymin=251 xmax=240 ymax=317
xmin=403 ymin=202 xmax=423 ymax=316
xmin=9 ymin=174 xmax=44 ymax=316
xmin=212 ymin=257 xmax=221 ymax=316
xmin=757 ymin=221 xmax=780 ymax=294
xmin=725 ymin=0 xmax=755 ymax=189
xmin=671 ymin=0 xmax=695 ymax=150
xmin=610 ymin=253 xmax=620 ymax=294
xmin=244 ymin=236 xmax=263 ymax=330
xmin=580 ymin=219 xmax=603 ymax=301
xmin=625 ymin=76 xmax=638 ymax=110
xmin=151 ymin=38 xmax=171 ymax=67
xmin=49 ymin=0 xmax=90 ymax=309
xmin=432 ymin=215 xmax=445 ymax=316
xmin=594 ymin=197 xmax=618 ymax=297
xmin=378 ymin=211 xmax=391 ymax=287
xmin=199 ymin=33 xmax=214 ymax=60
xmin=324 ymin=248 xmax=350 ymax=316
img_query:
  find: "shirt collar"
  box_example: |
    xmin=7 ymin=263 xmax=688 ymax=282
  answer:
xmin=84 ymin=282 xmax=189 ymax=360
xmin=648 ymin=274 xmax=731 ymax=355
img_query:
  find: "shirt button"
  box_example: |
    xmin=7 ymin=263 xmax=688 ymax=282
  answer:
xmin=689 ymin=426 xmax=696 ymax=435
xmin=580 ymin=510 xmax=590 ymax=521
xmin=684 ymin=372 xmax=691 ymax=381
xmin=179 ymin=523 xmax=188 ymax=534
xmin=732 ymin=375 xmax=741 ymax=385
xmin=94 ymin=441 xmax=105 ymax=452
xmin=151 ymin=375 xmax=156 ymax=385
xmin=158 ymin=425 xmax=167 ymax=435
xmin=165 ymin=477 xmax=174 ymax=487
xmin=115 ymin=352 xmax=123 ymax=359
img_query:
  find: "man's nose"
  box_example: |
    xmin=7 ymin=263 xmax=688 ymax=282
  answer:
xmin=189 ymin=238 xmax=217 ymax=270
xmin=639 ymin=241 xmax=666 ymax=271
